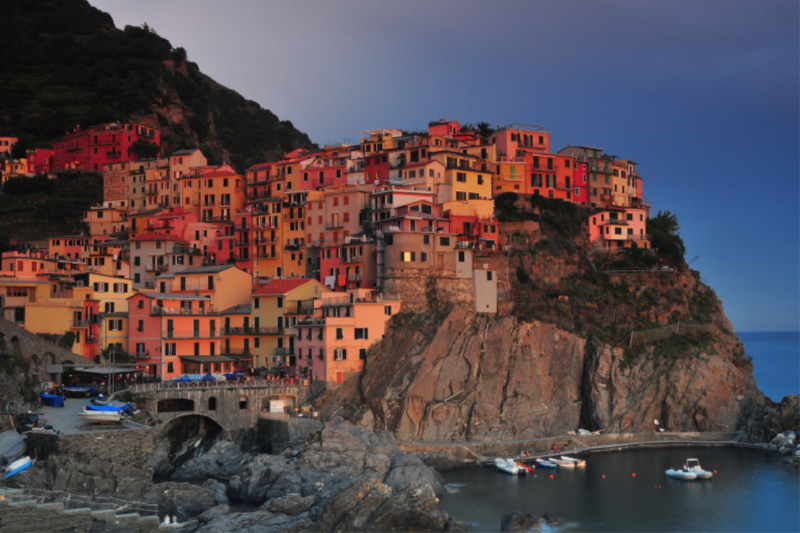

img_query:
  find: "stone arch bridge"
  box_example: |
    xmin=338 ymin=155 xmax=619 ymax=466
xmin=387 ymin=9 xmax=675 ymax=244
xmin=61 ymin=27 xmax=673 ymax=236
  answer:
xmin=127 ymin=381 xmax=313 ymax=431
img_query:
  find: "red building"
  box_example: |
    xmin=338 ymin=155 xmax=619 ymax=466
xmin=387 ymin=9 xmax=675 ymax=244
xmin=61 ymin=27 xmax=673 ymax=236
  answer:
xmin=50 ymin=123 xmax=161 ymax=173
xmin=26 ymin=149 xmax=54 ymax=174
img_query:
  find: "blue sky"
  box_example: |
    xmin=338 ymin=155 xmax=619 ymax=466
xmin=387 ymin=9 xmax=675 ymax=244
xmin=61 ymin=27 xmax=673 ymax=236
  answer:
xmin=91 ymin=0 xmax=799 ymax=331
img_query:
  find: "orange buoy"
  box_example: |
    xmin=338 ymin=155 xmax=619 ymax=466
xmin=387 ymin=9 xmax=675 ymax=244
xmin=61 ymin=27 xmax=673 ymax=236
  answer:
xmin=632 ymin=473 xmax=636 ymax=477
xmin=550 ymin=475 xmax=554 ymax=479
xmin=602 ymin=475 xmax=605 ymax=479
xmin=714 ymin=470 xmax=717 ymax=474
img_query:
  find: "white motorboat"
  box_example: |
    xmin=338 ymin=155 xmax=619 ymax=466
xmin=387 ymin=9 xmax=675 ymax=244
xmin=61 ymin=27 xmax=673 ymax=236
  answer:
xmin=560 ymin=455 xmax=586 ymax=466
xmin=666 ymin=468 xmax=698 ymax=480
xmin=77 ymin=408 xmax=124 ymax=425
xmin=685 ymin=458 xmax=713 ymax=479
xmin=494 ymin=458 xmax=528 ymax=475
xmin=551 ymin=458 xmax=576 ymax=467
xmin=4 ymin=456 xmax=31 ymax=473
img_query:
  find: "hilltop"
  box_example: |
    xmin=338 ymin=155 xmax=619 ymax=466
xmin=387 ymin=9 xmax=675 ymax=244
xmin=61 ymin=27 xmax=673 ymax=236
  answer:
xmin=0 ymin=0 xmax=316 ymax=172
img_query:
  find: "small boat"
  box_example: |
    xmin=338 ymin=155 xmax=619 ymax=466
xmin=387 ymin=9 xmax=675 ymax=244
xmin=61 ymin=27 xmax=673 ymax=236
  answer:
xmin=560 ymin=456 xmax=586 ymax=466
xmin=666 ymin=468 xmax=698 ymax=480
xmin=4 ymin=456 xmax=31 ymax=473
xmin=495 ymin=458 xmax=528 ymax=475
xmin=77 ymin=408 xmax=124 ymax=425
xmin=2 ymin=441 xmax=25 ymax=466
xmin=535 ymin=458 xmax=558 ymax=469
xmin=515 ymin=461 xmax=533 ymax=473
xmin=64 ymin=386 xmax=94 ymax=398
xmin=685 ymin=458 xmax=713 ymax=479
xmin=551 ymin=458 xmax=576 ymax=467
xmin=4 ymin=458 xmax=34 ymax=479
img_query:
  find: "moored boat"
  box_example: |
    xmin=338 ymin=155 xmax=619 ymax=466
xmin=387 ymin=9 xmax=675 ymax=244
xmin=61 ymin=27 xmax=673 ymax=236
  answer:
xmin=4 ymin=456 xmax=31 ymax=473
xmin=560 ymin=456 xmax=586 ymax=466
xmin=535 ymin=458 xmax=558 ymax=469
xmin=551 ymin=458 xmax=576 ymax=467
xmin=4 ymin=458 xmax=33 ymax=479
xmin=666 ymin=468 xmax=698 ymax=480
xmin=686 ymin=458 xmax=713 ymax=479
xmin=77 ymin=408 xmax=124 ymax=425
xmin=515 ymin=461 xmax=533 ymax=473
xmin=495 ymin=458 xmax=528 ymax=475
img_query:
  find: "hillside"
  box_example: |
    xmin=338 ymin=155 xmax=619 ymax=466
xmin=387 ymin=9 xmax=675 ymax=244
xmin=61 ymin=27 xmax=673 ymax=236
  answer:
xmin=0 ymin=0 xmax=316 ymax=172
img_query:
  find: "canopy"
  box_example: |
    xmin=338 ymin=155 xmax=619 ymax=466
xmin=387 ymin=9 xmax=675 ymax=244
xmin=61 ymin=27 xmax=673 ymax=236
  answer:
xmin=201 ymin=373 xmax=216 ymax=381
xmin=87 ymin=404 xmax=132 ymax=414
xmin=40 ymin=393 xmax=64 ymax=407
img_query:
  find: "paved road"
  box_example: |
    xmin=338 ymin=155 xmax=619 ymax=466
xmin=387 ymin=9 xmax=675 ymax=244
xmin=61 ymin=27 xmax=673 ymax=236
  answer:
xmin=36 ymin=397 xmax=95 ymax=435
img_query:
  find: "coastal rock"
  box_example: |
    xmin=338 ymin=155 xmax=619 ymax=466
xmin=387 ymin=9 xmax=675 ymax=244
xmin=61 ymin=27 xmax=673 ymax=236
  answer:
xmin=228 ymin=453 xmax=291 ymax=503
xmin=444 ymin=518 xmax=473 ymax=532
xmin=202 ymin=478 xmax=229 ymax=505
xmin=173 ymin=440 xmax=251 ymax=480
xmin=383 ymin=453 xmax=446 ymax=495
xmin=418 ymin=452 xmax=466 ymax=471
xmin=266 ymin=493 xmax=316 ymax=515
xmin=144 ymin=482 xmax=217 ymax=521
xmin=542 ymin=513 xmax=562 ymax=525
xmin=198 ymin=503 xmax=230 ymax=524
xmin=500 ymin=511 xmax=542 ymax=531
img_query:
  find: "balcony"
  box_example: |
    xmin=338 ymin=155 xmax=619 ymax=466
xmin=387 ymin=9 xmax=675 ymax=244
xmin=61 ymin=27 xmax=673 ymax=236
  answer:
xmin=347 ymin=273 xmax=362 ymax=281
xmin=224 ymin=326 xmax=253 ymax=335
xmin=531 ymin=165 xmax=559 ymax=173
xmin=273 ymin=347 xmax=294 ymax=356
xmin=284 ymin=302 xmax=316 ymax=315
xmin=145 ymin=264 xmax=168 ymax=272
xmin=590 ymin=166 xmax=612 ymax=174
xmin=171 ymin=245 xmax=203 ymax=256
xmin=71 ymin=320 xmax=91 ymax=328
xmin=284 ymin=243 xmax=302 ymax=251
xmin=106 ymin=152 xmax=122 ymax=159
xmin=132 ymin=350 xmax=150 ymax=360
xmin=254 ymin=235 xmax=279 ymax=244
xmin=203 ymin=200 xmax=216 ymax=207
xmin=255 ymin=251 xmax=278 ymax=259
xmin=151 ymin=306 xmax=218 ymax=316
xmin=165 ymin=329 xmax=221 ymax=339
xmin=253 ymin=326 xmax=285 ymax=335
xmin=342 ymin=255 xmax=364 ymax=264
xmin=85 ymin=335 xmax=98 ymax=344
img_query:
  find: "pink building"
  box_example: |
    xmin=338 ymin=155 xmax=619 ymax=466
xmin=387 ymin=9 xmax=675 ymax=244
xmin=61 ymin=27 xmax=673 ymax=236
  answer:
xmin=492 ymin=125 xmax=550 ymax=159
xmin=26 ymin=149 xmax=54 ymax=174
xmin=587 ymin=207 xmax=649 ymax=249
xmin=295 ymin=288 xmax=401 ymax=387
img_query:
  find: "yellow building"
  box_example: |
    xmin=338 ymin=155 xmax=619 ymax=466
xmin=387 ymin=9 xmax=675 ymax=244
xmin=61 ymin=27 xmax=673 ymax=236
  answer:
xmin=171 ymin=264 xmax=252 ymax=311
xmin=221 ymin=303 xmax=253 ymax=368
xmin=250 ymin=278 xmax=330 ymax=369
xmin=179 ymin=166 xmax=246 ymax=222
xmin=493 ymin=160 xmax=526 ymax=195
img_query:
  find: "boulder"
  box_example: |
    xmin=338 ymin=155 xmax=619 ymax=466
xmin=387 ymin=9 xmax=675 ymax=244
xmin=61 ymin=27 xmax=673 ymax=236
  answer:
xmin=198 ymin=503 xmax=230 ymax=524
xmin=145 ymin=482 xmax=217 ymax=522
xmin=228 ymin=454 xmax=289 ymax=503
xmin=419 ymin=452 xmax=466 ymax=471
xmin=501 ymin=511 xmax=542 ymax=531
xmin=383 ymin=453 xmax=446 ymax=495
xmin=444 ymin=518 xmax=473 ymax=531
xmin=173 ymin=440 xmax=251 ymax=480
xmin=542 ymin=513 xmax=562 ymax=525
xmin=266 ymin=493 xmax=316 ymax=515
xmin=203 ymin=478 xmax=229 ymax=505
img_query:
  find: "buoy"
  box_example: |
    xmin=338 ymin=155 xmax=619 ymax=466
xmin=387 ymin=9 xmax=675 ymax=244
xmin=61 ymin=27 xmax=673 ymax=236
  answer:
xmin=602 ymin=475 xmax=605 ymax=479
xmin=550 ymin=475 xmax=554 ymax=479
xmin=714 ymin=470 xmax=717 ymax=474
xmin=632 ymin=473 xmax=636 ymax=477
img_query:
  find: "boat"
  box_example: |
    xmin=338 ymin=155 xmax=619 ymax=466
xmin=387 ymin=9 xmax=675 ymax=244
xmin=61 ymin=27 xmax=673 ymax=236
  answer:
xmin=666 ymin=468 xmax=698 ymax=480
xmin=494 ymin=458 xmax=528 ymax=475
xmin=535 ymin=458 xmax=558 ymax=469
xmin=515 ymin=461 xmax=533 ymax=473
xmin=4 ymin=456 xmax=31 ymax=473
xmin=64 ymin=386 xmax=95 ymax=398
xmin=2 ymin=441 xmax=25 ymax=466
xmin=560 ymin=455 xmax=586 ymax=466
xmin=77 ymin=408 xmax=124 ymax=425
xmin=4 ymin=458 xmax=34 ymax=479
xmin=551 ymin=458 xmax=576 ymax=467
xmin=685 ymin=458 xmax=713 ymax=479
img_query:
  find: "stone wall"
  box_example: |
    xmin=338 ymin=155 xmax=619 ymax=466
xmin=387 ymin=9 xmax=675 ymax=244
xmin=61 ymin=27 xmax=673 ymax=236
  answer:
xmin=383 ymin=269 xmax=475 ymax=313
xmin=58 ymin=429 xmax=153 ymax=473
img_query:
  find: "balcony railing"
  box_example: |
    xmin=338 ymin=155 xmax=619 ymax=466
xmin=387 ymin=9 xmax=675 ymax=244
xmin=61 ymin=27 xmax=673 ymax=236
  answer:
xmin=531 ymin=165 xmax=559 ymax=173
xmin=165 ymin=330 xmax=221 ymax=339
xmin=284 ymin=303 xmax=316 ymax=315
xmin=145 ymin=264 xmax=168 ymax=272
xmin=342 ymin=255 xmax=364 ymax=264
xmin=132 ymin=351 xmax=150 ymax=360
xmin=224 ymin=326 xmax=254 ymax=335
xmin=151 ymin=306 xmax=217 ymax=316
xmin=284 ymin=243 xmax=302 ymax=251
xmin=171 ymin=245 xmax=203 ymax=256
xmin=325 ymin=221 xmax=344 ymax=229
xmin=273 ymin=347 xmax=294 ymax=356
xmin=85 ymin=335 xmax=98 ymax=344
xmin=71 ymin=320 xmax=91 ymax=328
xmin=590 ymin=166 xmax=612 ymax=174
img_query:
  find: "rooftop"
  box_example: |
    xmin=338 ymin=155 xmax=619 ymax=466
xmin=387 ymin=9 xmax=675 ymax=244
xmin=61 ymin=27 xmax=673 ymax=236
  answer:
xmin=253 ymin=278 xmax=315 ymax=295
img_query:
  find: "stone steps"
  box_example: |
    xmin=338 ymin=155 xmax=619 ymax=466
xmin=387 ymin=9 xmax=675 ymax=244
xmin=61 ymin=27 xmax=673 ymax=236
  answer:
xmin=0 ymin=495 xmax=198 ymax=531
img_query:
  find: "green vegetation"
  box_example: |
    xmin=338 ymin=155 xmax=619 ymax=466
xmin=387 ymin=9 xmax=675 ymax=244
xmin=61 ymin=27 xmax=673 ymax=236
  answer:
xmin=0 ymin=173 xmax=101 ymax=241
xmin=622 ymin=330 xmax=715 ymax=369
xmin=0 ymin=0 xmax=316 ymax=172
xmin=530 ymin=195 xmax=583 ymax=238
xmin=494 ymin=192 xmax=538 ymax=222
xmin=647 ymin=210 xmax=686 ymax=270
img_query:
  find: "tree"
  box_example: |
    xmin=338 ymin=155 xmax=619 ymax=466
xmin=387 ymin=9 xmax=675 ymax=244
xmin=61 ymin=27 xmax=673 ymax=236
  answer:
xmin=477 ymin=122 xmax=495 ymax=138
xmin=131 ymin=139 xmax=160 ymax=159
xmin=647 ymin=210 xmax=686 ymax=269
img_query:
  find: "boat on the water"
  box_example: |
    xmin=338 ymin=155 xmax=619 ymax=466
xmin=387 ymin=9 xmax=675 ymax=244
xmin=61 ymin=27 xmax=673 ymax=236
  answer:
xmin=77 ymin=408 xmax=124 ymax=425
xmin=685 ymin=458 xmax=713 ymax=479
xmin=560 ymin=455 xmax=586 ymax=466
xmin=551 ymin=458 xmax=576 ymax=467
xmin=535 ymin=458 xmax=558 ymax=469
xmin=666 ymin=468 xmax=698 ymax=480
xmin=4 ymin=456 xmax=31 ymax=473
xmin=495 ymin=458 xmax=528 ymax=475
xmin=515 ymin=461 xmax=533 ymax=473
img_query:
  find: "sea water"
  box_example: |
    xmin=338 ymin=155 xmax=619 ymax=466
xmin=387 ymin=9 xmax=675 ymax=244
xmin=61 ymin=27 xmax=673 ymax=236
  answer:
xmin=739 ymin=331 xmax=800 ymax=402
xmin=439 ymin=446 xmax=800 ymax=532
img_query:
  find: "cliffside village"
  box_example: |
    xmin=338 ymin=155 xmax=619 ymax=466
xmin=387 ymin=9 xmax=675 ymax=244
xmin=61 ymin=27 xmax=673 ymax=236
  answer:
xmin=0 ymin=120 xmax=652 ymax=388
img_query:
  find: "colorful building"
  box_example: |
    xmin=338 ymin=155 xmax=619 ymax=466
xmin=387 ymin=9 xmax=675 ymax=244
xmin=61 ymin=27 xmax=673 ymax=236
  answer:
xmin=50 ymin=122 xmax=161 ymax=173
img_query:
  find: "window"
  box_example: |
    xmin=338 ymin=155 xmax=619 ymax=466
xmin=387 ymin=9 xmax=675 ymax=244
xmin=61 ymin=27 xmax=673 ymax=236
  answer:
xmin=254 ymin=298 xmax=260 ymax=309
xmin=355 ymin=328 xmax=369 ymax=340
xmin=487 ymin=271 xmax=493 ymax=281
xmin=386 ymin=234 xmax=394 ymax=245
xmin=626 ymin=213 xmax=633 ymax=221
xmin=385 ymin=305 xmax=392 ymax=316
xmin=458 ymin=251 xmax=465 ymax=262
xmin=334 ymin=349 xmax=347 ymax=361
xmin=615 ymin=227 xmax=622 ymax=235
xmin=440 ymin=237 xmax=450 ymax=246
xmin=336 ymin=328 xmax=344 ymax=340
xmin=137 ymin=320 xmax=144 ymax=331
xmin=401 ymin=251 xmax=415 ymax=262
xmin=359 ymin=348 xmax=367 ymax=360
xmin=420 ymin=252 xmax=428 ymax=262
xmin=423 ymin=235 xmax=430 ymax=244
xmin=277 ymin=297 xmax=283 ymax=308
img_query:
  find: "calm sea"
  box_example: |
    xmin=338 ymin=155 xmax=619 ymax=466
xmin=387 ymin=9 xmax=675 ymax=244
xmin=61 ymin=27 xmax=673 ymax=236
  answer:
xmin=439 ymin=446 xmax=800 ymax=532
xmin=739 ymin=331 xmax=800 ymax=402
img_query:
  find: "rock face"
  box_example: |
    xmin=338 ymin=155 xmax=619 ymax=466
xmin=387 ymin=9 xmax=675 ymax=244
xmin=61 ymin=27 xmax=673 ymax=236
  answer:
xmin=363 ymin=308 xmax=586 ymax=442
xmin=361 ymin=306 xmax=760 ymax=441
xmin=144 ymin=482 xmax=217 ymax=522
xmin=500 ymin=512 xmax=543 ymax=531
xmin=739 ymin=395 xmax=800 ymax=444
xmin=173 ymin=440 xmax=252 ymax=481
